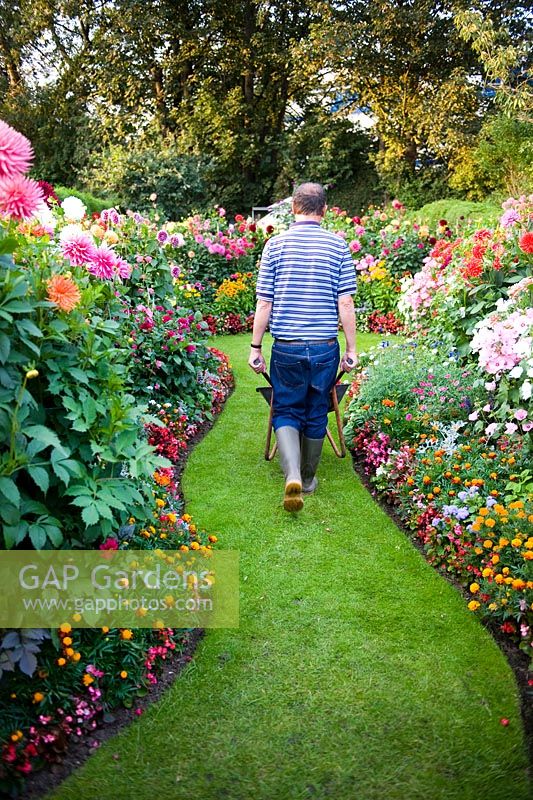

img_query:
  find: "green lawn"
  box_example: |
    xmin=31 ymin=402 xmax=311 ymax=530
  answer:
xmin=48 ymin=332 xmax=530 ymax=800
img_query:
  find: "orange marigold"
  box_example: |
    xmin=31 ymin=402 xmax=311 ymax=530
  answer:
xmin=47 ymin=274 xmax=81 ymax=312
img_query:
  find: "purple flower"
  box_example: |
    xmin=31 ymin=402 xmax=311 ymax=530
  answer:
xmin=157 ymin=229 xmax=169 ymax=244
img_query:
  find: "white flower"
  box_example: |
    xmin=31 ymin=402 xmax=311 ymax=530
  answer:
xmin=509 ymin=365 xmax=523 ymax=379
xmin=35 ymin=201 xmax=56 ymax=230
xmin=59 ymin=223 xmax=84 ymax=241
xmin=520 ymin=380 xmax=532 ymax=400
xmin=61 ymin=195 xmax=87 ymax=221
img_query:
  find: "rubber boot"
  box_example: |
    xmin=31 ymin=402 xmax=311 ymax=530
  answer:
xmin=301 ymin=435 xmax=324 ymax=494
xmin=276 ymin=426 xmax=303 ymax=512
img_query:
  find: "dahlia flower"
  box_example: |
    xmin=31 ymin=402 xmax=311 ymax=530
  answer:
xmin=87 ymin=244 xmax=117 ymax=279
xmin=114 ymin=256 xmax=132 ymax=280
xmin=61 ymin=195 xmax=87 ymax=221
xmin=518 ymin=231 xmax=533 ymax=255
xmin=0 ymin=120 xmax=34 ymax=178
xmin=60 ymin=225 xmax=96 ymax=266
xmin=0 ymin=174 xmax=44 ymax=220
xmin=46 ymin=274 xmax=81 ymax=312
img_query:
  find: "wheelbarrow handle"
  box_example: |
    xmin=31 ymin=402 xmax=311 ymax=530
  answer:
xmin=253 ymin=359 xmax=273 ymax=386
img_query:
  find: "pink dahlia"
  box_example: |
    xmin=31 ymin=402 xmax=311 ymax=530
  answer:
xmin=87 ymin=243 xmax=117 ymax=280
xmin=0 ymin=174 xmax=44 ymax=220
xmin=0 ymin=120 xmax=34 ymax=178
xmin=60 ymin=227 xmax=96 ymax=266
xmin=114 ymin=256 xmax=132 ymax=280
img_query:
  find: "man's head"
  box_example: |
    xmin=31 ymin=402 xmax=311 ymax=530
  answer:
xmin=292 ymin=182 xmax=326 ymax=218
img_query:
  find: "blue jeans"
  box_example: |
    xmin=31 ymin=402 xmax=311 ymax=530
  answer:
xmin=270 ymin=340 xmax=340 ymax=438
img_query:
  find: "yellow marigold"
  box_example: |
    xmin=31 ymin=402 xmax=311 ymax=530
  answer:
xmin=491 ymin=554 xmax=500 ymax=564
xmin=495 ymin=574 xmax=505 ymax=584
xmin=57 ymin=657 xmax=66 ymax=666
xmin=511 ymin=538 xmax=522 ymax=547
xmin=469 ymin=582 xmax=480 ymax=593
xmin=468 ymin=600 xmax=480 ymax=611
xmin=482 ymin=568 xmax=493 ymax=578
xmin=102 ymin=626 xmax=109 ymax=633
xmin=525 ymin=539 xmax=533 ymax=549
xmin=499 ymin=538 xmax=510 ymax=547
xmin=484 ymin=518 xmax=496 ymax=528
xmin=509 ymin=500 xmax=523 ymax=509
xmin=120 ymin=629 xmax=133 ymax=640
xmin=120 ymin=670 xmax=128 ymax=679
xmin=60 ymin=622 xmax=72 ymax=634
xmin=512 ymin=579 xmax=526 ymax=590
xmin=493 ymin=504 xmax=506 ymax=515
xmin=479 ymin=507 xmax=489 ymax=516
xmin=72 ymin=652 xmax=81 ymax=662
xmin=82 ymin=673 xmax=94 ymax=686
xmin=155 ymin=498 xmax=165 ymax=508
xmin=488 ymin=603 xmax=498 ymax=611
xmin=32 ymin=692 xmax=44 ymax=703
xmin=502 ymin=567 xmax=510 ymax=575
xmin=483 ymin=539 xmax=493 ymax=548
xmin=523 ymin=551 xmax=533 ymax=561
xmin=47 ymin=274 xmax=81 ymax=312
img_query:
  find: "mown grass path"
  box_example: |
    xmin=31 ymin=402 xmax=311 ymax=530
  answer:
xmin=50 ymin=333 xmax=530 ymax=800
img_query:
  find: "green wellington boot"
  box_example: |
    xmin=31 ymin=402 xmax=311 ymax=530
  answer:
xmin=276 ymin=426 xmax=304 ymax=512
xmin=300 ymin=435 xmax=325 ymax=494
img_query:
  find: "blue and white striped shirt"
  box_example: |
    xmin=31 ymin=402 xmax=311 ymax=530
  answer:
xmin=256 ymin=221 xmax=357 ymax=340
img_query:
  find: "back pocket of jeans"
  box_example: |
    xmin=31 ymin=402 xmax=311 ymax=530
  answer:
xmin=272 ymin=358 xmax=305 ymax=388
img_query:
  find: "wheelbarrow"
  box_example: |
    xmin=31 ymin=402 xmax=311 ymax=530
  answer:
xmin=255 ymin=368 xmax=350 ymax=461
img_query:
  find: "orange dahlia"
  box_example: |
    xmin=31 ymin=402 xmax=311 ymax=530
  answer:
xmin=46 ymin=274 xmax=81 ymax=312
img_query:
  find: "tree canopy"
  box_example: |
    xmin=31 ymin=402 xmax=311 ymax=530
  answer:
xmin=1 ymin=0 xmax=531 ymax=212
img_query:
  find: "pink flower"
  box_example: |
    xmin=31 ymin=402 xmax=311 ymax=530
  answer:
xmin=0 ymin=174 xmax=43 ymax=219
xmin=185 ymin=344 xmax=196 ymax=353
xmin=99 ymin=537 xmax=119 ymax=551
xmin=114 ymin=257 xmax=132 ymax=280
xmin=0 ymin=120 xmax=34 ymax=178
xmin=514 ymin=408 xmax=528 ymax=421
xmin=60 ymin=227 xmax=96 ymax=266
xmin=349 ymin=239 xmax=362 ymax=252
xmin=87 ymin=244 xmax=117 ymax=280
xmin=485 ymin=422 xmax=498 ymax=436
xmin=505 ymin=422 xmax=518 ymax=435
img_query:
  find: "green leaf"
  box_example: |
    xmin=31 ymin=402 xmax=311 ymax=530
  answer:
xmin=27 ymin=465 xmax=50 ymax=494
xmin=2 ymin=300 xmax=34 ymax=313
xmin=29 ymin=523 xmax=47 ymax=548
xmin=15 ymin=319 xmax=43 ymax=338
xmin=70 ymin=495 xmax=94 ymax=507
xmin=81 ymin=504 xmax=99 ymax=525
xmin=0 ymin=236 xmax=18 ymax=255
xmin=0 ymin=477 xmax=20 ymax=508
xmin=25 ymin=425 xmax=67 ymax=454
xmin=44 ymin=524 xmax=63 ymax=547
xmin=95 ymin=501 xmax=113 ymax=520
xmin=3 ymin=521 xmax=28 ymax=548
xmin=0 ymin=333 xmax=10 ymax=364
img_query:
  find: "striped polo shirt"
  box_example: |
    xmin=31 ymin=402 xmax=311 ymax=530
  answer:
xmin=256 ymin=221 xmax=357 ymax=340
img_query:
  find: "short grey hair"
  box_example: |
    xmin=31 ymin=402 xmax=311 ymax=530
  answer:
xmin=292 ymin=182 xmax=326 ymax=215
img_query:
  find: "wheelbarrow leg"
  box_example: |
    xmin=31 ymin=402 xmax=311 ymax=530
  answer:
xmin=265 ymin=395 xmax=278 ymax=461
xmin=327 ymin=381 xmax=347 ymax=458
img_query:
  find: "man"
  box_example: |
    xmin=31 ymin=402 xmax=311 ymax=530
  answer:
xmin=248 ymin=182 xmax=357 ymax=512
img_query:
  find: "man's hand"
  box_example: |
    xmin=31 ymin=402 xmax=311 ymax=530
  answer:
xmin=340 ymin=351 xmax=358 ymax=372
xmin=249 ymin=348 xmax=266 ymax=373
